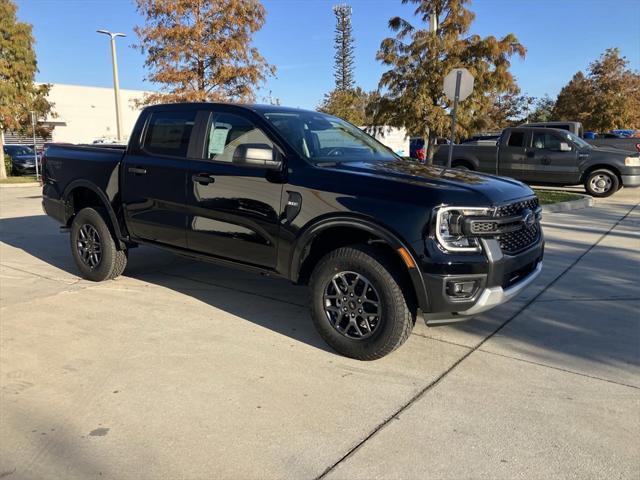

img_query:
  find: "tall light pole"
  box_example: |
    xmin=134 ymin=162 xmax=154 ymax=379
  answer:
xmin=97 ymin=29 xmax=126 ymax=142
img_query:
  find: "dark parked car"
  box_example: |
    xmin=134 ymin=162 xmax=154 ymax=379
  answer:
xmin=42 ymin=103 xmax=543 ymax=359
xmin=434 ymin=127 xmax=640 ymax=197
xmin=3 ymin=144 xmax=38 ymax=175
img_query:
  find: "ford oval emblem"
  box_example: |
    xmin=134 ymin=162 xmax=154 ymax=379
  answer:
xmin=522 ymin=208 xmax=535 ymax=227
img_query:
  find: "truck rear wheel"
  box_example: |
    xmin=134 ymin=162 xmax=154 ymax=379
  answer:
xmin=70 ymin=207 xmax=127 ymax=282
xmin=309 ymin=245 xmax=415 ymax=360
xmin=584 ymin=169 xmax=619 ymax=197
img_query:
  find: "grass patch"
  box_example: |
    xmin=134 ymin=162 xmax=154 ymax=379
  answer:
xmin=534 ymin=189 xmax=583 ymax=205
xmin=0 ymin=175 xmax=39 ymax=184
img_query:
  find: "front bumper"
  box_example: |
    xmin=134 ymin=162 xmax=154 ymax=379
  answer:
xmin=458 ymin=261 xmax=542 ymax=316
xmin=419 ymin=235 xmax=544 ymax=325
xmin=621 ymin=174 xmax=640 ymax=187
xmin=12 ymin=163 xmax=36 ymax=175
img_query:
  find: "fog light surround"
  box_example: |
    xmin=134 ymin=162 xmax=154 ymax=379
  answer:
xmin=445 ymin=279 xmax=480 ymax=300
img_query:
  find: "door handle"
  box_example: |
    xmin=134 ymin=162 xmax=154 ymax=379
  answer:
xmin=192 ymin=173 xmax=215 ymax=185
xmin=128 ymin=167 xmax=147 ymax=175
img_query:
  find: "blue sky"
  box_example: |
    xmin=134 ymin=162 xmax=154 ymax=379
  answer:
xmin=16 ymin=0 xmax=640 ymax=110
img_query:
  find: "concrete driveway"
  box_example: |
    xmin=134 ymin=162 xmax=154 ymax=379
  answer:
xmin=1 ymin=185 xmax=638 ymax=480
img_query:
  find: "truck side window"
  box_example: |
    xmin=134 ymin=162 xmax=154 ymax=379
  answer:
xmin=143 ymin=111 xmax=196 ymax=157
xmin=507 ymin=132 xmax=525 ymax=147
xmin=532 ymin=132 xmax=561 ymax=150
xmin=205 ymin=112 xmax=274 ymax=163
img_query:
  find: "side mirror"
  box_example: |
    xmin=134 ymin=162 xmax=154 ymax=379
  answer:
xmin=233 ymin=144 xmax=282 ymax=169
xmin=559 ymin=142 xmax=572 ymax=152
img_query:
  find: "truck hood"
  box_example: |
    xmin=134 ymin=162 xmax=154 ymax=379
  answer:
xmin=321 ymin=159 xmax=533 ymax=205
xmin=587 ymin=146 xmax=636 ymax=157
xmin=10 ymin=154 xmax=36 ymax=163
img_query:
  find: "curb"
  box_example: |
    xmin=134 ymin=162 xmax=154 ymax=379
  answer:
xmin=0 ymin=182 xmax=41 ymax=188
xmin=542 ymin=194 xmax=594 ymax=213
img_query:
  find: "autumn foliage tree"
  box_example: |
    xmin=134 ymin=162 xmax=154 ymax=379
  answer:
xmin=553 ymin=71 xmax=595 ymax=127
xmin=134 ymin=0 xmax=275 ymax=105
xmin=371 ymin=0 xmax=525 ymax=162
xmin=0 ymin=0 xmax=53 ymax=179
xmin=554 ymin=49 xmax=640 ymax=131
xmin=318 ymin=87 xmax=378 ymax=125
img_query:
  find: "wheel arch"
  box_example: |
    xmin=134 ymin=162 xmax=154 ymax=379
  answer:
xmin=451 ymin=158 xmax=476 ymax=170
xmin=290 ymin=216 xmax=429 ymax=312
xmin=581 ymin=164 xmax=622 ymax=184
xmin=63 ymin=180 xmax=127 ymax=248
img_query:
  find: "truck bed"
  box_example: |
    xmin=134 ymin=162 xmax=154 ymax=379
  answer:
xmin=42 ymin=144 xmax=126 ymax=225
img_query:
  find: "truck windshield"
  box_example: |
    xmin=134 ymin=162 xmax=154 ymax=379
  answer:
xmin=261 ymin=111 xmax=398 ymax=163
xmin=563 ymin=131 xmax=591 ymax=149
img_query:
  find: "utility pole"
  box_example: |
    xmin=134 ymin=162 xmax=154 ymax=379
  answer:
xmin=31 ymin=111 xmax=39 ymax=180
xmin=97 ymin=29 xmax=126 ymax=142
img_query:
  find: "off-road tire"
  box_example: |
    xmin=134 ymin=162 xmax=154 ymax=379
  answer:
xmin=70 ymin=207 xmax=127 ymax=281
xmin=309 ymin=245 xmax=415 ymax=360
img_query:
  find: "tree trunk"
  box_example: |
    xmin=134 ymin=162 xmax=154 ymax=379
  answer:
xmin=0 ymin=128 xmax=7 ymax=180
xmin=425 ymin=129 xmax=437 ymax=165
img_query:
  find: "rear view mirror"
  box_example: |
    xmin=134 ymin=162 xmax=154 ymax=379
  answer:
xmin=559 ymin=142 xmax=572 ymax=152
xmin=233 ymin=144 xmax=282 ymax=169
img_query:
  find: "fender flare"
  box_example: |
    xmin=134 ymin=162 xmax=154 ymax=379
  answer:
xmin=63 ymin=179 xmax=127 ymax=246
xmin=290 ymin=215 xmax=430 ymax=312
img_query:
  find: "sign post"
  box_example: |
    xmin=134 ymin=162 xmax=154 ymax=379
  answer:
xmin=443 ymin=68 xmax=474 ymax=168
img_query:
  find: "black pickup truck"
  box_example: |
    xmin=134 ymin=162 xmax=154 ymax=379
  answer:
xmin=434 ymin=126 xmax=640 ymax=197
xmin=42 ymin=103 xmax=543 ymax=360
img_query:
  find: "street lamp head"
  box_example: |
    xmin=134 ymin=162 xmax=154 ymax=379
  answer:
xmin=97 ymin=29 xmax=126 ymax=38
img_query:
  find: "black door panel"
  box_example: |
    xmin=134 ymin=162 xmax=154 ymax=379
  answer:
xmin=121 ymin=154 xmax=188 ymax=247
xmin=121 ymin=109 xmax=196 ymax=248
xmin=521 ymin=132 xmax=579 ymax=184
xmin=186 ymin=111 xmax=283 ymax=268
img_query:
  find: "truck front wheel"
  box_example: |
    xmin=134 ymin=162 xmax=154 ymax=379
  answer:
xmin=309 ymin=245 xmax=415 ymax=360
xmin=584 ymin=169 xmax=619 ymax=197
xmin=70 ymin=207 xmax=128 ymax=282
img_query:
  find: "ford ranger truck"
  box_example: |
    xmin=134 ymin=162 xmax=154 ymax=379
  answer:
xmin=42 ymin=103 xmax=544 ymax=360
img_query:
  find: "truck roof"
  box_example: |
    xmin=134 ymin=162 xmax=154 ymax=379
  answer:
xmin=140 ymin=102 xmax=317 ymax=116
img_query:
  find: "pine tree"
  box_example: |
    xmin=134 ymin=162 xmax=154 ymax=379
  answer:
xmin=134 ymin=0 xmax=275 ymax=105
xmin=0 ymin=0 xmax=53 ymax=179
xmin=333 ymin=4 xmax=355 ymax=91
xmin=371 ymin=0 xmax=525 ymax=163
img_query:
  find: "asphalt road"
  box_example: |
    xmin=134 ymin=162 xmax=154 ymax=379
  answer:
xmin=1 ymin=185 xmax=639 ymax=480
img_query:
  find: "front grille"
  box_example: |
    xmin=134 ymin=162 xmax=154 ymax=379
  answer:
xmin=495 ymin=197 xmax=539 ymax=218
xmin=495 ymin=197 xmax=540 ymax=254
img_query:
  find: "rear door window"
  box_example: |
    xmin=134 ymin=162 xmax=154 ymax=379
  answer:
xmin=143 ymin=111 xmax=196 ymax=157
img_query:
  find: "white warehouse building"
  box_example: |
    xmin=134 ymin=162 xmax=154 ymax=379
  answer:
xmin=42 ymin=83 xmax=150 ymax=144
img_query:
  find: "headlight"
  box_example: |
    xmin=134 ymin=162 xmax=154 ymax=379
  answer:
xmin=434 ymin=206 xmax=495 ymax=253
xmin=624 ymin=157 xmax=640 ymax=167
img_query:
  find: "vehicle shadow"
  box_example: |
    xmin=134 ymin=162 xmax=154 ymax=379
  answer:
xmin=1 ymin=213 xmax=638 ymax=370
xmin=0 ymin=215 xmax=332 ymax=354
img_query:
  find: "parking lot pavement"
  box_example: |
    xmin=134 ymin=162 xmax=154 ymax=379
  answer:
xmin=1 ymin=186 xmax=639 ymax=479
